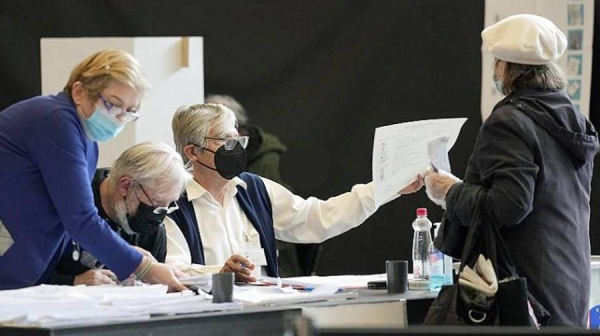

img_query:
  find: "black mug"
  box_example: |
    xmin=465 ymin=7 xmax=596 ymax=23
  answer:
xmin=212 ymin=273 xmax=234 ymax=303
xmin=386 ymin=260 xmax=408 ymax=294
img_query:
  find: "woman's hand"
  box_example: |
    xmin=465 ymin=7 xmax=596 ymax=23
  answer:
xmin=138 ymin=257 xmax=188 ymax=292
xmin=74 ymin=269 xmax=117 ymax=285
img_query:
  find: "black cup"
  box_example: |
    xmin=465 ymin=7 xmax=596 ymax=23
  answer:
xmin=212 ymin=273 xmax=234 ymax=303
xmin=386 ymin=260 xmax=408 ymax=294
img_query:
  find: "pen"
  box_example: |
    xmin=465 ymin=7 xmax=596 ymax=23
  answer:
xmin=302 ymin=286 xmax=343 ymax=293
xmin=185 ymin=284 xmax=200 ymax=295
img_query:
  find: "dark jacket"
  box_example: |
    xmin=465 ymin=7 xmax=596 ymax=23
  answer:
xmin=46 ymin=169 xmax=167 ymax=285
xmin=443 ymin=89 xmax=598 ymax=327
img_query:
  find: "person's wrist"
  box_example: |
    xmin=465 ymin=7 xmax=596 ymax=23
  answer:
xmin=134 ymin=256 xmax=154 ymax=281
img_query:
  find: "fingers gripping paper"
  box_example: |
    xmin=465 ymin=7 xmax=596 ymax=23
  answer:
xmin=372 ymin=118 xmax=467 ymax=207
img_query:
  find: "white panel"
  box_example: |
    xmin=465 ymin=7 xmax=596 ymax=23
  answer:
xmin=133 ymin=37 xmax=204 ymax=149
xmin=40 ymin=37 xmax=204 ymax=167
xmin=481 ymin=0 xmax=594 ymax=120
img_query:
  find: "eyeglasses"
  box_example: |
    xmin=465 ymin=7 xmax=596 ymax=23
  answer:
xmin=204 ymin=135 xmax=249 ymax=150
xmin=97 ymin=95 xmax=140 ymax=123
xmin=135 ymin=183 xmax=179 ymax=215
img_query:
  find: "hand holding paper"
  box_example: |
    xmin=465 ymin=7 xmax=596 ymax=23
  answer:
xmin=372 ymin=118 xmax=467 ymax=207
xmin=424 ymin=169 xmax=462 ymax=209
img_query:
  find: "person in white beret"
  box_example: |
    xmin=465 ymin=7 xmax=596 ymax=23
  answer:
xmin=424 ymin=14 xmax=598 ymax=327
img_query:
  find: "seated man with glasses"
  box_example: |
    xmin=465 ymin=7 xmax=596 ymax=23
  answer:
xmin=165 ymin=103 xmax=423 ymax=282
xmin=46 ymin=141 xmax=190 ymax=285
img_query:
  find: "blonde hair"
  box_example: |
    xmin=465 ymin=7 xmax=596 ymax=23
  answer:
xmin=107 ymin=141 xmax=190 ymax=200
xmin=63 ymin=49 xmax=151 ymax=100
xmin=172 ymin=103 xmax=238 ymax=165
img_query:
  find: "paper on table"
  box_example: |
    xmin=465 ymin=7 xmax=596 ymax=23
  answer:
xmin=372 ymin=118 xmax=467 ymax=207
xmin=259 ymin=274 xmax=387 ymax=290
xmin=179 ymin=273 xmax=212 ymax=292
xmin=233 ymin=285 xmax=356 ymax=306
xmin=0 ymin=284 xmax=242 ymax=328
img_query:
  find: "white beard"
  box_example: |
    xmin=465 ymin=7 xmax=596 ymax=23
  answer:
xmin=114 ymin=199 xmax=135 ymax=235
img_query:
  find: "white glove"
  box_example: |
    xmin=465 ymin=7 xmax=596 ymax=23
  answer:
xmin=424 ymin=169 xmax=462 ymax=209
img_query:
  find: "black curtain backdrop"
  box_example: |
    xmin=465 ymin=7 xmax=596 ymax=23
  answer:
xmin=1 ymin=1 xmax=598 ymax=276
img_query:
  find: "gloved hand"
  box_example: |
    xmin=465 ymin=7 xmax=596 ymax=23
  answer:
xmin=424 ymin=169 xmax=462 ymax=209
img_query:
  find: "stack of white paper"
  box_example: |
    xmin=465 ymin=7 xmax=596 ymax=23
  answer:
xmin=234 ymin=284 xmax=357 ymax=306
xmin=0 ymin=284 xmax=242 ymax=328
xmin=259 ymin=274 xmax=388 ymax=290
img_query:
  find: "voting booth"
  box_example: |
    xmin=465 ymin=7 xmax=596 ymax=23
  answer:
xmin=40 ymin=37 xmax=204 ymax=167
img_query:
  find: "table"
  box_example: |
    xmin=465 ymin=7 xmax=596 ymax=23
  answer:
xmin=0 ymin=288 xmax=437 ymax=335
xmin=0 ymin=306 xmax=301 ymax=336
xmin=300 ymin=288 xmax=437 ymax=330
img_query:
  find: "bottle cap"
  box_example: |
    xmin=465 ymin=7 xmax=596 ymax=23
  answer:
xmin=416 ymin=208 xmax=427 ymax=216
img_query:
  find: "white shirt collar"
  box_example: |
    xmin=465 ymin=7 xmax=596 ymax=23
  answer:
xmin=185 ymin=176 xmax=248 ymax=202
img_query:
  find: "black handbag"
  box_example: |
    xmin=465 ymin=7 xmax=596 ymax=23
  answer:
xmin=424 ymin=197 xmax=549 ymax=326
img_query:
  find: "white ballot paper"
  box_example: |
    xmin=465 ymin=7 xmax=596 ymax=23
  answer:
xmin=373 ymin=118 xmax=467 ymax=207
xmin=427 ymin=135 xmax=451 ymax=173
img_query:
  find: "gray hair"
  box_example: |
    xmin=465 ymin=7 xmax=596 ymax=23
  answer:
xmin=107 ymin=141 xmax=190 ymax=200
xmin=172 ymin=103 xmax=238 ymax=165
xmin=205 ymin=94 xmax=248 ymax=126
xmin=498 ymin=60 xmax=567 ymax=95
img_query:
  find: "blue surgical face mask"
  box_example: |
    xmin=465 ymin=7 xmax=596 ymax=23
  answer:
xmin=494 ymin=79 xmax=504 ymax=95
xmin=82 ymin=105 xmax=125 ymax=141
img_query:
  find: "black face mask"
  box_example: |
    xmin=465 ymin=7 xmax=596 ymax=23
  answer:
xmin=197 ymin=141 xmax=247 ymax=179
xmin=125 ymin=199 xmax=166 ymax=234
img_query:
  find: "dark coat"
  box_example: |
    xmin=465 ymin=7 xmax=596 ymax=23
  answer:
xmin=443 ymin=89 xmax=598 ymax=327
xmin=244 ymin=125 xmax=289 ymax=189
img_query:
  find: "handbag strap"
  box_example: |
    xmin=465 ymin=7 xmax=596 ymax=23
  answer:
xmin=457 ymin=190 xmax=485 ymax=272
xmin=486 ymin=212 xmax=519 ymax=279
xmin=457 ymin=191 xmax=520 ymax=280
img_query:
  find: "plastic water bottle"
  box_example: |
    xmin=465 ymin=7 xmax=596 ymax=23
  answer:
xmin=412 ymin=208 xmax=432 ymax=280
xmin=429 ymin=222 xmax=445 ymax=290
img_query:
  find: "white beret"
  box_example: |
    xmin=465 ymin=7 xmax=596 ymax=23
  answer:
xmin=481 ymin=14 xmax=567 ymax=65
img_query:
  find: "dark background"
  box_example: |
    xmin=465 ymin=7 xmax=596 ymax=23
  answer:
xmin=1 ymin=1 xmax=598 ymax=275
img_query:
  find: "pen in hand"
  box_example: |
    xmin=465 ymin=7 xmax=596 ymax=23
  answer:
xmin=185 ymin=284 xmax=200 ymax=295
